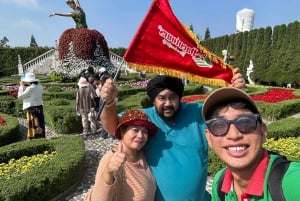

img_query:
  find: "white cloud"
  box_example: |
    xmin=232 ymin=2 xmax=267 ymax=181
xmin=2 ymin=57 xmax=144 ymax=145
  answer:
xmin=0 ymin=0 xmax=38 ymax=8
xmin=15 ymin=19 xmax=42 ymax=30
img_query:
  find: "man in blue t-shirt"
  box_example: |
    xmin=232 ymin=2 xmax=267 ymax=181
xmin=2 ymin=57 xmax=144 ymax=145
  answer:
xmin=99 ymin=69 xmax=245 ymax=201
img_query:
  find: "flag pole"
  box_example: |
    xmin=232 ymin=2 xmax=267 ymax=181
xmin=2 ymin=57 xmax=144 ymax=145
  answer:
xmin=96 ymin=59 xmax=125 ymax=120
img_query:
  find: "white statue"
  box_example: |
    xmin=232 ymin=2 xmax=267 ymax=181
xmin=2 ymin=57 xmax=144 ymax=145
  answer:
xmin=222 ymin=49 xmax=228 ymax=63
xmin=246 ymin=60 xmax=255 ymax=84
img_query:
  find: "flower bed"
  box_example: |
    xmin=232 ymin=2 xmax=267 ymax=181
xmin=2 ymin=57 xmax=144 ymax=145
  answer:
xmin=0 ymin=116 xmax=6 ymax=126
xmin=251 ymin=88 xmax=300 ymax=103
xmin=182 ymin=88 xmax=300 ymax=103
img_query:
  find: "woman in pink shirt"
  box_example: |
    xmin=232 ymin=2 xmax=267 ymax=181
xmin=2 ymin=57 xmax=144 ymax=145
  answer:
xmin=85 ymin=110 xmax=157 ymax=201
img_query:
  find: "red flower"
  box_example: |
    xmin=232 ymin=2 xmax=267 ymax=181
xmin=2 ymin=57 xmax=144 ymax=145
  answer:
xmin=58 ymin=28 xmax=110 ymax=61
xmin=182 ymin=94 xmax=207 ymax=102
xmin=181 ymin=88 xmax=300 ymax=103
xmin=0 ymin=116 xmax=7 ymax=126
xmin=8 ymin=90 xmax=18 ymax=98
xmin=251 ymin=88 xmax=300 ymax=103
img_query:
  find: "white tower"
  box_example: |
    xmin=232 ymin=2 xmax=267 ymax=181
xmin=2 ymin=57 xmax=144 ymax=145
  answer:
xmin=236 ymin=8 xmax=254 ymax=33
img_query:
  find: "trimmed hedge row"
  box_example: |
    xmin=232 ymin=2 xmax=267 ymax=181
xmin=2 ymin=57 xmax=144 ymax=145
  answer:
xmin=257 ymin=99 xmax=300 ymax=121
xmin=0 ymin=135 xmax=85 ymax=201
xmin=0 ymin=113 xmax=20 ymax=147
xmin=268 ymin=117 xmax=300 ymax=138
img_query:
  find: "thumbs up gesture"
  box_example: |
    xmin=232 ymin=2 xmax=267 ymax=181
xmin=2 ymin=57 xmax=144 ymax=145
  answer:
xmin=107 ymin=141 xmax=126 ymax=173
xmin=101 ymin=141 xmax=126 ymax=185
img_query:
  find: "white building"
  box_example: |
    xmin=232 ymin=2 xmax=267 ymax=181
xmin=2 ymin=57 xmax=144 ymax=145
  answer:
xmin=236 ymin=8 xmax=255 ymax=33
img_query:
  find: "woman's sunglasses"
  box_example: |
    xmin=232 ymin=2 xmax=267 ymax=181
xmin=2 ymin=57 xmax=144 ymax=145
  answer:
xmin=205 ymin=114 xmax=260 ymax=136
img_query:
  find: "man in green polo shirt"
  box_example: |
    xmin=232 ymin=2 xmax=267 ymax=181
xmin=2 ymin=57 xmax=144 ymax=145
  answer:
xmin=203 ymin=87 xmax=300 ymax=201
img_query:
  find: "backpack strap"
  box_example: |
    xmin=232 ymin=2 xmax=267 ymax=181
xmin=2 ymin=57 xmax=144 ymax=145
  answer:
xmin=217 ymin=169 xmax=226 ymax=200
xmin=268 ymin=156 xmax=291 ymax=201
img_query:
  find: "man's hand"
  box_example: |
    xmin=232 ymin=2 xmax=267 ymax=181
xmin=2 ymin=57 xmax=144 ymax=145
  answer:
xmin=230 ymin=68 xmax=245 ymax=90
xmin=100 ymin=78 xmax=118 ymax=104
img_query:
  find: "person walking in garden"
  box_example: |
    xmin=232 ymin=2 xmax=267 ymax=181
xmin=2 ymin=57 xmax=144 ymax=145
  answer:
xmin=49 ymin=0 xmax=87 ymax=28
xmin=202 ymin=87 xmax=300 ymax=201
xmin=85 ymin=109 xmax=157 ymax=201
xmin=17 ymin=72 xmax=45 ymax=139
xmin=99 ymin=68 xmax=245 ymax=201
xmin=96 ymin=67 xmax=111 ymax=139
xmin=76 ymin=76 xmax=97 ymax=135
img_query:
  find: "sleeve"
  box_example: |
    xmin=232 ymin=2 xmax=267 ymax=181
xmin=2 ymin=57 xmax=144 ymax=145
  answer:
xmin=282 ymin=162 xmax=300 ymax=200
xmin=17 ymin=86 xmax=31 ymax=99
xmin=90 ymin=151 xmax=122 ymax=201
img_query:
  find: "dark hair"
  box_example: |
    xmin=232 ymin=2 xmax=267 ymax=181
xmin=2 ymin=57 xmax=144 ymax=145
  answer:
xmin=206 ymin=99 xmax=261 ymax=122
xmin=99 ymin=72 xmax=110 ymax=85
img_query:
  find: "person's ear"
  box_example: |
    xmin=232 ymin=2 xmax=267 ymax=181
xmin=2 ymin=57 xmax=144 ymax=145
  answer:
xmin=205 ymin=128 xmax=213 ymax=148
xmin=261 ymin=122 xmax=268 ymax=143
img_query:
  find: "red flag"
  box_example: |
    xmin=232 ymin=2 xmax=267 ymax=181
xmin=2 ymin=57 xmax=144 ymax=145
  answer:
xmin=123 ymin=0 xmax=234 ymax=86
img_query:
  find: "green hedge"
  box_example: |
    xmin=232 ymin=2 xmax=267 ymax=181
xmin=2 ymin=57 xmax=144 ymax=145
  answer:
xmin=257 ymin=100 xmax=300 ymax=121
xmin=0 ymin=113 xmax=20 ymax=147
xmin=268 ymin=117 xmax=300 ymax=138
xmin=0 ymin=135 xmax=85 ymax=201
xmin=44 ymin=99 xmax=82 ymax=134
xmin=43 ymin=90 xmax=76 ymax=101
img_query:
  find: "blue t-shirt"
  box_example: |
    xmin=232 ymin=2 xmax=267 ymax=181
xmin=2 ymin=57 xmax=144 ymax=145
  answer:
xmin=143 ymin=102 xmax=210 ymax=201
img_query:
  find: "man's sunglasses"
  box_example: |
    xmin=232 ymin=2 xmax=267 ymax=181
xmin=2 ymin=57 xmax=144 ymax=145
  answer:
xmin=205 ymin=114 xmax=260 ymax=136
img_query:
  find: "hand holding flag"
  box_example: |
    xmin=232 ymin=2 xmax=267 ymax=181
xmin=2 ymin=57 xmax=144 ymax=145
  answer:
xmin=124 ymin=0 xmax=234 ymax=86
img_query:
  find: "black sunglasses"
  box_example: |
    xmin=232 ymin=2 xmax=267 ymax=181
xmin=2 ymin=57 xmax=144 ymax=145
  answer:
xmin=205 ymin=114 xmax=260 ymax=136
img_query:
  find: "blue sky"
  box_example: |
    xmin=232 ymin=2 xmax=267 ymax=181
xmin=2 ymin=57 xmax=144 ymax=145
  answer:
xmin=1 ymin=0 xmax=300 ymax=48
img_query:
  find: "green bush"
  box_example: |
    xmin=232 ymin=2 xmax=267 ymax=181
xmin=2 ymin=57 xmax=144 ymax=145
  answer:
xmin=0 ymin=98 xmax=16 ymax=115
xmin=49 ymin=71 xmax=63 ymax=82
xmin=257 ymin=100 xmax=300 ymax=121
xmin=45 ymin=105 xmax=82 ymax=134
xmin=47 ymin=98 xmax=70 ymax=106
xmin=43 ymin=90 xmax=76 ymax=101
xmin=208 ymin=148 xmax=226 ymax=176
xmin=0 ymin=113 xmax=20 ymax=147
xmin=268 ymin=117 xmax=300 ymax=139
xmin=47 ymin=86 xmax=63 ymax=92
xmin=0 ymin=135 xmax=85 ymax=201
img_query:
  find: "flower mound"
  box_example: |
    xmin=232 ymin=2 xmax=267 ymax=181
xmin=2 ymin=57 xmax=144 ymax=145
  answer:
xmin=0 ymin=151 xmax=56 ymax=180
xmin=58 ymin=28 xmax=110 ymax=61
xmin=251 ymin=88 xmax=300 ymax=103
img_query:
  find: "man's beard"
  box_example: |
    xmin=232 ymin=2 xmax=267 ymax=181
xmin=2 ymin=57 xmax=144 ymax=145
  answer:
xmin=156 ymin=106 xmax=179 ymax=123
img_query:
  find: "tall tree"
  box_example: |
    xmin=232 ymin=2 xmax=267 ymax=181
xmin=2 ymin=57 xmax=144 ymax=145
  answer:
xmin=0 ymin=37 xmax=9 ymax=47
xmin=189 ymin=24 xmax=194 ymax=32
xmin=30 ymin=35 xmax=38 ymax=47
xmin=204 ymin=27 xmax=211 ymax=40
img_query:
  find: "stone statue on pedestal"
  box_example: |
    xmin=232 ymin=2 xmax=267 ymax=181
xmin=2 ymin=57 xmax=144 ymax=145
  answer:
xmin=246 ymin=60 xmax=255 ymax=84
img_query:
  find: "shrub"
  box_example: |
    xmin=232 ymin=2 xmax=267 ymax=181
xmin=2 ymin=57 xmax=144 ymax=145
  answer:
xmin=49 ymin=72 xmax=63 ymax=82
xmin=0 ymin=113 xmax=20 ymax=147
xmin=47 ymin=99 xmax=70 ymax=106
xmin=268 ymin=117 xmax=300 ymax=139
xmin=45 ymin=106 xmax=82 ymax=134
xmin=47 ymin=86 xmax=63 ymax=92
xmin=0 ymin=135 xmax=85 ymax=201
